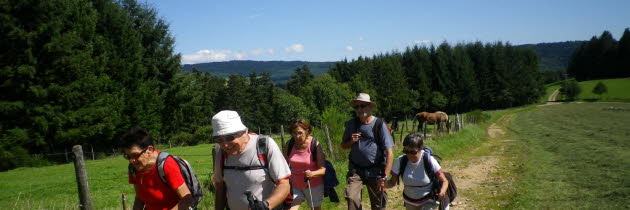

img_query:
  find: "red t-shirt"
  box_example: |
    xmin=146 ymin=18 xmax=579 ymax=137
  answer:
xmin=129 ymin=151 xmax=185 ymax=210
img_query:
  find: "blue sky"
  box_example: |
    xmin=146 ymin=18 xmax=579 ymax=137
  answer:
xmin=148 ymin=0 xmax=630 ymax=64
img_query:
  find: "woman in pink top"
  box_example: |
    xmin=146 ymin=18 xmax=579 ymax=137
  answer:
xmin=284 ymin=119 xmax=326 ymax=210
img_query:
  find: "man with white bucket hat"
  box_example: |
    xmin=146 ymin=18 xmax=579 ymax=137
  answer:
xmin=341 ymin=93 xmax=394 ymax=210
xmin=212 ymin=110 xmax=291 ymax=210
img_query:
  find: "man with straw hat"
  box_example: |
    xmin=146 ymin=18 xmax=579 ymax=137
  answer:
xmin=341 ymin=93 xmax=394 ymax=210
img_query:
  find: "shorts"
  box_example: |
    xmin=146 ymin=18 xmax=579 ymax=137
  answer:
xmin=291 ymin=184 xmax=324 ymax=207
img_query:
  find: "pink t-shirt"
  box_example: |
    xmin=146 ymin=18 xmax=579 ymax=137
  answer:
xmin=288 ymin=141 xmax=323 ymax=189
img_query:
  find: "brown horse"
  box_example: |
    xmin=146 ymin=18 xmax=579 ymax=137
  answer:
xmin=415 ymin=111 xmax=450 ymax=134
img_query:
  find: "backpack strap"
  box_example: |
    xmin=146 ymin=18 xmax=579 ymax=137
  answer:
xmin=156 ymin=151 xmax=171 ymax=184
xmin=311 ymin=138 xmax=318 ymax=162
xmin=398 ymin=155 xmax=408 ymax=185
xmin=286 ymin=138 xmax=295 ymax=157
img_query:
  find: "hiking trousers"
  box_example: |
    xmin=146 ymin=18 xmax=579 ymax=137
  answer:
xmin=345 ymin=172 xmax=387 ymax=210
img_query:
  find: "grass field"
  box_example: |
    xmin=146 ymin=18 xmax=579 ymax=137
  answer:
xmin=575 ymin=78 xmax=630 ymax=102
xmin=543 ymin=78 xmax=630 ymax=102
xmin=505 ymin=103 xmax=630 ymax=209
xmin=0 ymin=113 xmax=490 ymax=209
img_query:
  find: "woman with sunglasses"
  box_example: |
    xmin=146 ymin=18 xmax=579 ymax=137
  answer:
xmin=283 ymin=119 xmax=326 ymax=210
xmin=380 ymin=133 xmax=449 ymax=210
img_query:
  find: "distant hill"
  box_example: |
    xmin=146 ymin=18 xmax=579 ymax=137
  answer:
xmin=518 ymin=41 xmax=586 ymax=71
xmin=182 ymin=60 xmax=336 ymax=83
xmin=182 ymin=41 xmax=586 ymax=84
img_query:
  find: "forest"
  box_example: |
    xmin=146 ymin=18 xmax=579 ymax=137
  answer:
xmin=1 ymin=0 xmax=545 ymax=170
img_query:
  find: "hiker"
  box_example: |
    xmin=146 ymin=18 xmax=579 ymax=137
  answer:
xmin=283 ymin=119 xmax=326 ymax=210
xmin=381 ymin=133 xmax=449 ymax=210
xmin=118 ymin=128 xmax=195 ymax=210
xmin=212 ymin=110 xmax=291 ymax=210
xmin=341 ymin=93 xmax=395 ymax=210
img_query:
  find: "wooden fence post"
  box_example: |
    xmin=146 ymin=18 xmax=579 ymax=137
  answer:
xmin=90 ymin=145 xmax=95 ymax=161
xmin=280 ymin=125 xmax=285 ymax=151
xmin=65 ymin=148 xmax=69 ymax=162
xmin=122 ymin=193 xmax=127 ymax=210
xmin=72 ymin=145 xmax=93 ymax=210
xmin=324 ymin=125 xmax=335 ymax=160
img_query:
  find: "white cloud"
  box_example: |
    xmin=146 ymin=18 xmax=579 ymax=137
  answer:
xmin=250 ymin=48 xmax=274 ymax=56
xmin=410 ymin=40 xmax=431 ymax=45
xmin=345 ymin=46 xmax=353 ymax=51
xmin=181 ymin=49 xmax=243 ymax=64
xmin=285 ymin=44 xmax=304 ymax=53
xmin=358 ymin=36 xmax=364 ymax=41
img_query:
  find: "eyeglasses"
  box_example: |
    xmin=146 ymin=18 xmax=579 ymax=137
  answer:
xmin=123 ymin=148 xmax=148 ymax=160
xmin=352 ymin=104 xmax=370 ymax=110
xmin=213 ymin=131 xmax=243 ymax=144
xmin=403 ymin=149 xmax=419 ymax=155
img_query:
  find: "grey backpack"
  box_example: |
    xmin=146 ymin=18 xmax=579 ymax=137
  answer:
xmin=129 ymin=152 xmax=203 ymax=207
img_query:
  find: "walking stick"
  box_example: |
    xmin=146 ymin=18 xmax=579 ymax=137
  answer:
xmin=305 ymin=177 xmax=315 ymax=210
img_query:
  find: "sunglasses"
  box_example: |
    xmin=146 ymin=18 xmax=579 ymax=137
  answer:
xmin=352 ymin=104 xmax=370 ymax=109
xmin=403 ymin=149 xmax=419 ymax=155
xmin=123 ymin=148 xmax=148 ymax=160
xmin=213 ymin=131 xmax=243 ymax=144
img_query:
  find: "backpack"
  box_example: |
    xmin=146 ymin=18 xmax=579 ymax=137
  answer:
xmin=215 ymin=135 xmax=293 ymax=209
xmin=349 ymin=117 xmax=392 ymax=173
xmin=398 ymin=147 xmax=457 ymax=207
xmin=129 ymin=152 xmax=203 ymax=207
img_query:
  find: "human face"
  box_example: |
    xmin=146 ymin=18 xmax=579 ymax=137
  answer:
xmin=123 ymin=145 xmax=155 ymax=171
xmin=291 ymin=127 xmax=309 ymax=143
xmin=403 ymin=146 xmax=421 ymax=162
xmin=353 ymin=102 xmax=372 ymax=118
xmin=217 ymin=131 xmax=247 ymax=156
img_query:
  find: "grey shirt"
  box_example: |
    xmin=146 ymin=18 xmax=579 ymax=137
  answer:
xmin=214 ymin=134 xmax=291 ymax=210
xmin=342 ymin=116 xmax=394 ymax=168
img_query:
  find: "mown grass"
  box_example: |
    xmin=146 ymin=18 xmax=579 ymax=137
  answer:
xmin=575 ymin=78 xmax=630 ymax=102
xmin=504 ymin=103 xmax=630 ymax=209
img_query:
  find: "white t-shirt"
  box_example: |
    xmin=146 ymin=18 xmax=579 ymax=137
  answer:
xmin=214 ymin=134 xmax=292 ymax=210
xmin=391 ymin=151 xmax=442 ymax=200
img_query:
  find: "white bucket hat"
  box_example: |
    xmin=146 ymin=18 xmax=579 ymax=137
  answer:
xmin=349 ymin=93 xmax=377 ymax=109
xmin=212 ymin=110 xmax=247 ymax=136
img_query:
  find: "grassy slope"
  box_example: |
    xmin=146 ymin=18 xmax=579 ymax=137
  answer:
xmin=576 ymin=78 xmax=630 ymax=102
xmin=505 ymin=103 xmax=630 ymax=209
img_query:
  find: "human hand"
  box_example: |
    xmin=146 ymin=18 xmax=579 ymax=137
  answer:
xmin=378 ymin=177 xmax=386 ymax=190
xmin=437 ymin=190 xmax=446 ymax=199
xmin=351 ymin=133 xmax=361 ymax=142
xmin=304 ymin=170 xmax=314 ymax=179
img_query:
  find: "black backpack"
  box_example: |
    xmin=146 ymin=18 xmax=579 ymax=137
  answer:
xmin=398 ymin=147 xmax=457 ymax=207
xmin=129 ymin=152 xmax=203 ymax=207
xmin=349 ymin=117 xmax=391 ymax=171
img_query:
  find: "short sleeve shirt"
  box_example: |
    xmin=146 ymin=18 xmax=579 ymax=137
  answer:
xmin=391 ymin=152 xmax=442 ymax=200
xmin=128 ymin=151 xmax=185 ymax=210
xmin=213 ymin=134 xmax=292 ymax=210
xmin=342 ymin=116 xmax=394 ymax=167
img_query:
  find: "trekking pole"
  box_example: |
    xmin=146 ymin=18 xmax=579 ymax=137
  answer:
xmin=121 ymin=193 xmax=127 ymax=210
xmin=377 ymin=176 xmax=384 ymax=209
xmin=305 ymin=176 xmax=315 ymax=210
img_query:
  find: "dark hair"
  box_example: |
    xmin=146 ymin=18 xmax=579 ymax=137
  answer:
xmin=403 ymin=132 xmax=424 ymax=149
xmin=289 ymin=119 xmax=312 ymax=136
xmin=118 ymin=127 xmax=153 ymax=150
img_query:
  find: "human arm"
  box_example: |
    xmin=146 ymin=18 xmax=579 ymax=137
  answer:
xmin=132 ymin=195 xmax=144 ymax=210
xmin=214 ymin=181 xmax=227 ymax=209
xmin=265 ymin=178 xmax=290 ymax=208
xmin=436 ymin=172 xmax=448 ymax=199
xmin=170 ymin=183 xmax=193 ymax=210
xmin=305 ymin=141 xmax=326 ymax=179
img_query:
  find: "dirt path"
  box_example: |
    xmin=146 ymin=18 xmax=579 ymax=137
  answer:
xmin=446 ymin=115 xmax=513 ymax=209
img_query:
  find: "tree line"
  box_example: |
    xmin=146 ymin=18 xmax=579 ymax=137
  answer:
xmin=329 ymin=42 xmax=546 ymax=118
xmin=0 ymin=0 xmax=545 ymax=171
xmin=568 ymin=28 xmax=630 ymax=81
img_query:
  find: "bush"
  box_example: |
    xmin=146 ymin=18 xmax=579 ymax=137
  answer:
xmin=465 ymin=109 xmax=491 ymax=124
xmin=194 ymin=125 xmax=213 ymax=144
xmin=169 ymin=132 xmax=195 ymax=146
